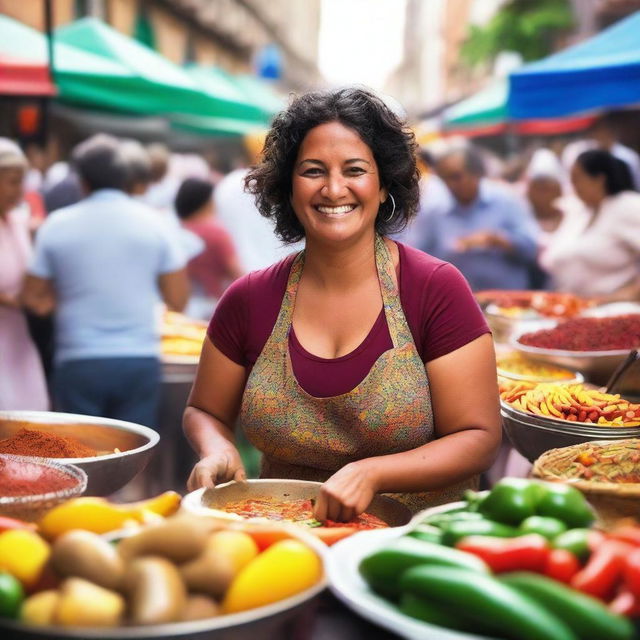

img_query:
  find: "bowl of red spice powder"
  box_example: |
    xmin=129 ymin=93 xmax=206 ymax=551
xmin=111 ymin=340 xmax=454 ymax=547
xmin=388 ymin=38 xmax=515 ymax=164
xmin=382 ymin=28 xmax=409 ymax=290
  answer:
xmin=0 ymin=411 xmax=159 ymax=496
xmin=0 ymin=454 xmax=87 ymax=522
xmin=512 ymin=314 xmax=640 ymax=384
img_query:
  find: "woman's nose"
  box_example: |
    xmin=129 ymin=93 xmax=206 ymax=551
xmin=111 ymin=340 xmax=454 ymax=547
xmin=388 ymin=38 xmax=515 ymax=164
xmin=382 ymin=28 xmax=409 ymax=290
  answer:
xmin=321 ymin=172 xmax=347 ymax=199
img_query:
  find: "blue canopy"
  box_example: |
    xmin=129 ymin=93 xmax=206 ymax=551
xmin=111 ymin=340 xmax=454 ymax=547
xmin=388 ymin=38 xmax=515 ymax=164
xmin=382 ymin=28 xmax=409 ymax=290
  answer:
xmin=508 ymin=11 xmax=640 ymax=119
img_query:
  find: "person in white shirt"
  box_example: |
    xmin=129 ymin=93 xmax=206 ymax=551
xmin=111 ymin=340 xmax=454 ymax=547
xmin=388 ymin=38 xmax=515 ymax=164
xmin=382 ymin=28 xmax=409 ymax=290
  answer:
xmin=541 ymin=149 xmax=640 ymax=302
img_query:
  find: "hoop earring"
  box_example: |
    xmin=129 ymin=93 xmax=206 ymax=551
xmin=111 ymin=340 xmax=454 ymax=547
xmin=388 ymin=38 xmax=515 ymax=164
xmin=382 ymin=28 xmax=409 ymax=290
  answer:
xmin=383 ymin=193 xmax=396 ymax=222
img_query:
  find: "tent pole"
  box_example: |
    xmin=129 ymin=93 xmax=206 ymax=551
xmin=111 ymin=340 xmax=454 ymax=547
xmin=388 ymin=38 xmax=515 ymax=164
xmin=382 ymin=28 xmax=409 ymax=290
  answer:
xmin=42 ymin=0 xmax=54 ymax=145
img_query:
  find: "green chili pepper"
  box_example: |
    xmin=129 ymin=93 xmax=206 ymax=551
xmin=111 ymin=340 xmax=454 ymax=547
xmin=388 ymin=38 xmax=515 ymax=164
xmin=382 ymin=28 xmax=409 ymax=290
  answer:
xmin=479 ymin=478 xmax=540 ymax=526
xmin=400 ymin=565 xmax=577 ymax=640
xmin=421 ymin=511 xmax=485 ymax=528
xmin=440 ymin=518 xmax=520 ymax=547
xmin=408 ymin=525 xmax=443 ymax=545
xmin=535 ymin=483 xmax=594 ymax=528
xmin=359 ymin=536 xmax=488 ymax=598
xmin=553 ymin=528 xmax=595 ymax=561
xmin=399 ymin=593 xmax=474 ymax=632
xmin=520 ymin=515 xmax=568 ymax=540
xmin=501 ymin=572 xmax=634 ymax=640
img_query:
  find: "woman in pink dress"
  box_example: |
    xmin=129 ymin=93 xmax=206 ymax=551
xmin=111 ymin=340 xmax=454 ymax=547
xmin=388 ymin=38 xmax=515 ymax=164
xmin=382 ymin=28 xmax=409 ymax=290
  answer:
xmin=0 ymin=139 xmax=49 ymax=410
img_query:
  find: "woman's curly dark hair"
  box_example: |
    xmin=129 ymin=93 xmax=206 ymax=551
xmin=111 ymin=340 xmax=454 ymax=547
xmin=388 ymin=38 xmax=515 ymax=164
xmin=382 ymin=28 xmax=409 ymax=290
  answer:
xmin=245 ymin=87 xmax=420 ymax=243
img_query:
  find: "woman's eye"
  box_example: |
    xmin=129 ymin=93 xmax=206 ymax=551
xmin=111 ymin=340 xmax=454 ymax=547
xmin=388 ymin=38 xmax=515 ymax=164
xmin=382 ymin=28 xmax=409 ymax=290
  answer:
xmin=347 ymin=167 xmax=366 ymax=175
xmin=302 ymin=168 xmax=323 ymax=176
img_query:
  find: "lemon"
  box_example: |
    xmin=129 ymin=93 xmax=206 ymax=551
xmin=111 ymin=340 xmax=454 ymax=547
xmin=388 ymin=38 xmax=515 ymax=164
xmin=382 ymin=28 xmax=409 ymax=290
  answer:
xmin=222 ymin=539 xmax=321 ymax=613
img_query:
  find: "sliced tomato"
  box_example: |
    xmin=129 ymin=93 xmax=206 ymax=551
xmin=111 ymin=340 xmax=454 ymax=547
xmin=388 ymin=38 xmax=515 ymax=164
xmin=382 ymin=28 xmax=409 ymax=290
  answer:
xmin=309 ymin=527 xmax=357 ymax=546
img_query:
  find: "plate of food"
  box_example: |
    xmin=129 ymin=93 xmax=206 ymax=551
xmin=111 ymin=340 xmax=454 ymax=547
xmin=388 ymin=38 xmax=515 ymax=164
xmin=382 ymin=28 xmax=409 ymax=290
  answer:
xmin=182 ymin=479 xmax=412 ymax=545
xmin=327 ymin=480 xmax=635 ymax=640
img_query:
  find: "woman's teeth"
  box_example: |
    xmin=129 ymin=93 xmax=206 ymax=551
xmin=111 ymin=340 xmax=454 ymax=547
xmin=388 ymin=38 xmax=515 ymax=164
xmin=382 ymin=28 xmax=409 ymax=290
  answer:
xmin=316 ymin=205 xmax=356 ymax=215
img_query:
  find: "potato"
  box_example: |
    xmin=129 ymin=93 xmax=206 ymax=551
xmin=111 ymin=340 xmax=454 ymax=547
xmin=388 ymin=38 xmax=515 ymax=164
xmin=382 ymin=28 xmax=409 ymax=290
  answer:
xmin=51 ymin=530 xmax=124 ymax=591
xmin=55 ymin=578 xmax=125 ymax=627
xmin=181 ymin=594 xmax=220 ymax=621
xmin=118 ymin=515 xmax=217 ymax=563
xmin=180 ymin=550 xmax=236 ymax=600
xmin=20 ymin=590 xmax=60 ymax=626
xmin=124 ymin=556 xmax=187 ymax=625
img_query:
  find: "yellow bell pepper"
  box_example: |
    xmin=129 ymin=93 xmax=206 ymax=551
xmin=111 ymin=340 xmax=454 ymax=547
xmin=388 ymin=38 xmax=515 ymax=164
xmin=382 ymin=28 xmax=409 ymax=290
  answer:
xmin=0 ymin=530 xmax=50 ymax=588
xmin=38 ymin=491 xmax=182 ymax=539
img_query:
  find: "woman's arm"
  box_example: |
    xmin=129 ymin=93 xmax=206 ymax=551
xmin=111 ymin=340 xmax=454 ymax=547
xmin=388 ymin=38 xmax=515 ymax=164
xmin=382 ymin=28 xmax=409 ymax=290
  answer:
xmin=183 ymin=337 xmax=248 ymax=491
xmin=314 ymin=334 xmax=501 ymax=521
xmin=20 ymin=275 xmax=56 ymax=315
xmin=0 ymin=293 xmax=20 ymax=309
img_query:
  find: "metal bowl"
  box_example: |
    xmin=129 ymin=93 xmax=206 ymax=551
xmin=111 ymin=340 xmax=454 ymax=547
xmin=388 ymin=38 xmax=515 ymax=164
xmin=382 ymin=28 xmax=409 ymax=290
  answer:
xmin=183 ymin=479 xmax=412 ymax=528
xmin=501 ymin=401 xmax=640 ymax=462
xmin=0 ymin=520 xmax=326 ymax=640
xmin=511 ymin=341 xmax=630 ymax=385
xmin=0 ymin=454 xmax=87 ymax=521
xmin=0 ymin=411 xmax=159 ymax=496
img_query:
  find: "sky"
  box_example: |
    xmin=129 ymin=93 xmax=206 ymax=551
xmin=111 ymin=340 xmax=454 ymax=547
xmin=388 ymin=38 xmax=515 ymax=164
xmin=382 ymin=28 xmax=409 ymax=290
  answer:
xmin=317 ymin=0 xmax=407 ymax=91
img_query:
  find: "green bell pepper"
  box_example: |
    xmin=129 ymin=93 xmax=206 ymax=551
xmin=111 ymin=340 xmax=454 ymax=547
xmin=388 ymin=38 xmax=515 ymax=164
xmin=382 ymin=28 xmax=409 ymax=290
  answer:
xmin=479 ymin=478 xmax=540 ymax=526
xmin=535 ymin=483 xmax=594 ymax=528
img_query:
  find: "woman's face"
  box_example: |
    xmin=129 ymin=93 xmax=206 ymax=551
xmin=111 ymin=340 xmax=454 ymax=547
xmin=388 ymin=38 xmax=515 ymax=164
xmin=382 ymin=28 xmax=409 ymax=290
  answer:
xmin=291 ymin=121 xmax=387 ymax=246
xmin=570 ymin=161 xmax=606 ymax=208
xmin=0 ymin=167 xmax=24 ymax=214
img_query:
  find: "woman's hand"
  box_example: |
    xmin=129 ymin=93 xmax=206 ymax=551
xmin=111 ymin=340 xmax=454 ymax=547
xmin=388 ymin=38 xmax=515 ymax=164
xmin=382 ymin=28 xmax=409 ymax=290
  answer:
xmin=186 ymin=449 xmax=246 ymax=492
xmin=313 ymin=461 xmax=378 ymax=523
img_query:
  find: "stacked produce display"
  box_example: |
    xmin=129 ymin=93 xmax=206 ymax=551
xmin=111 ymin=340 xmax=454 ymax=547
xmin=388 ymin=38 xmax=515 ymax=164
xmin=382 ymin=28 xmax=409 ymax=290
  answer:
xmin=358 ymin=479 xmax=637 ymax=639
xmin=160 ymin=310 xmax=207 ymax=360
xmin=0 ymin=493 xmax=324 ymax=631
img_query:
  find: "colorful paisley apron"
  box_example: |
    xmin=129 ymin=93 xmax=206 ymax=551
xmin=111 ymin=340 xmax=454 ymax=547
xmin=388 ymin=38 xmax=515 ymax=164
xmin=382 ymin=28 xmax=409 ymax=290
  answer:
xmin=238 ymin=235 xmax=477 ymax=512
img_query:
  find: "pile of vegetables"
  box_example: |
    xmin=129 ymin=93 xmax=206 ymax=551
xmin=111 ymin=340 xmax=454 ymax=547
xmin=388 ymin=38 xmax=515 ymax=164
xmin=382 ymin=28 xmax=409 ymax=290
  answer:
xmin=360 ymin=478 xmax=638 ymax=640
xmin=0 ymin=495 xmax=323 ymax=628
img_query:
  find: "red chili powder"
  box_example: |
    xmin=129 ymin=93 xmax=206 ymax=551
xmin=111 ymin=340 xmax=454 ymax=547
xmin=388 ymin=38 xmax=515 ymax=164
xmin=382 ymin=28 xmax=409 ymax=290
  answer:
xmin=0 ymin=428 xmax=97 ymax=458
xmin=0 ymin=458 xmax=78 ymax=497
xmin=518 ymin=314 xmax=640 ymax=351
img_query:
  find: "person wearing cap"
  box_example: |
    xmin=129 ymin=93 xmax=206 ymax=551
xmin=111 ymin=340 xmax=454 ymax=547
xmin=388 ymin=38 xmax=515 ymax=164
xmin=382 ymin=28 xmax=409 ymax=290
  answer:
xmin=175 ymin=178 xmax=244 ymax=320
xmin=0 ymin=138 xmax=49 ymax=410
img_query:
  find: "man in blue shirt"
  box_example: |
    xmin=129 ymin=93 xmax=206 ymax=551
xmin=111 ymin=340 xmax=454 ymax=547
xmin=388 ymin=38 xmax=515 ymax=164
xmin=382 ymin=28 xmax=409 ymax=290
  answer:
xmin=418 ymin=145 xmax=540 ymax=291
xmin=22 ymin=135 xmax=189 ymax=427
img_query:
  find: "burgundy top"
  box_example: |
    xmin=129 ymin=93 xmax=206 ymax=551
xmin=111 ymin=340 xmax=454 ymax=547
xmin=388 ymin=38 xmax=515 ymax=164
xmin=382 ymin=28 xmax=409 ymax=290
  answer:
xmin=182 ymin=219 xmax=238 ymax=298
xmin=208 ymin=241 xmax=490 ymax=398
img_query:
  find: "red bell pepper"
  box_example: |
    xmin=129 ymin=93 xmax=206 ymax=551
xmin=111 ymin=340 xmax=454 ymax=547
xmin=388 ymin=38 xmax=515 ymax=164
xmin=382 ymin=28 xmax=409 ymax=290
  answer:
xmin=544 ymin=548 xmax=581 ymax=584
xmin=455 ymin=534 xmax=550 ymax=573
xmin=623 ymin=546 xmax=640 ymax=598
xmin=609 ymin=588 xmax=640 ymax=618
xmin=571 ymin=539 xmax=633 ymax=601
xmin=0 ymin=516 xmax=37 ymax=534
xmin=609 ymin=524 xmax=640 ymax=547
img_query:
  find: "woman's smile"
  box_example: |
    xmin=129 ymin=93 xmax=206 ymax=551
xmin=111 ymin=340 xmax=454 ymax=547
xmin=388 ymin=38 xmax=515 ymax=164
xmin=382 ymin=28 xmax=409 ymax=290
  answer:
xmin=314 ymin=203 xmax=358 ymax=217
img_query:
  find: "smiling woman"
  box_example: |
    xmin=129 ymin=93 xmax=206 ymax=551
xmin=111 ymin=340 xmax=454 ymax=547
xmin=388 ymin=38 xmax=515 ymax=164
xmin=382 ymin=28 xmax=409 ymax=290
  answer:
xmin=183 ymin=87 xmax=501 ymax=523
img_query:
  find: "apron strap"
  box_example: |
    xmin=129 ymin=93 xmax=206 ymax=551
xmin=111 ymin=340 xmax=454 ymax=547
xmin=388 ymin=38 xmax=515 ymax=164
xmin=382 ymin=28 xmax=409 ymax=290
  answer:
xmin=271 ymin=235 xmax=415 ymax=350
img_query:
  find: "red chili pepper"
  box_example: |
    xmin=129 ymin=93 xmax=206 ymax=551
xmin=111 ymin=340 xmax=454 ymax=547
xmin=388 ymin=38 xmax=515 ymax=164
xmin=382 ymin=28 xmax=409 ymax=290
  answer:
xmin=623 ymin=547 xmax=640 ymax=598
xmin=0 ymin=516 xmax=37 ymax=533
xmin=609 ymin=588 xmax=640 ymax=618
xmin=455 ymin=534 xmax=550 ymax=573
xmin=544 ymin=548 xmax=581 ymax=584
xmin=571 ymin=540 xmax=633 ymax=601
xmin=609 ymin=525 xmax=640 ymax=547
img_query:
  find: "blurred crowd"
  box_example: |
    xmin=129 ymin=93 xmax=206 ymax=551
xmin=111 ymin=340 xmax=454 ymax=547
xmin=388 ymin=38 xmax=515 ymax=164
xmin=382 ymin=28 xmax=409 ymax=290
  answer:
xmin=1 ymin=113 xmax=639 ymax=421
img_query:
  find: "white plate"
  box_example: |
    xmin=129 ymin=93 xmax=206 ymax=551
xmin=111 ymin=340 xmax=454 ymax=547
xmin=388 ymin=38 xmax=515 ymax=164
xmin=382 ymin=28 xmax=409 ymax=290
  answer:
xmin=326 ymin=528 xmax=497 ymax=640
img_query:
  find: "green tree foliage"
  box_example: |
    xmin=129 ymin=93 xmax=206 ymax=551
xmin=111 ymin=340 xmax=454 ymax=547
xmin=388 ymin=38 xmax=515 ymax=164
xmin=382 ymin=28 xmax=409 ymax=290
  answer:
xmin=461 ymin=0 xmax=574 ymax=68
